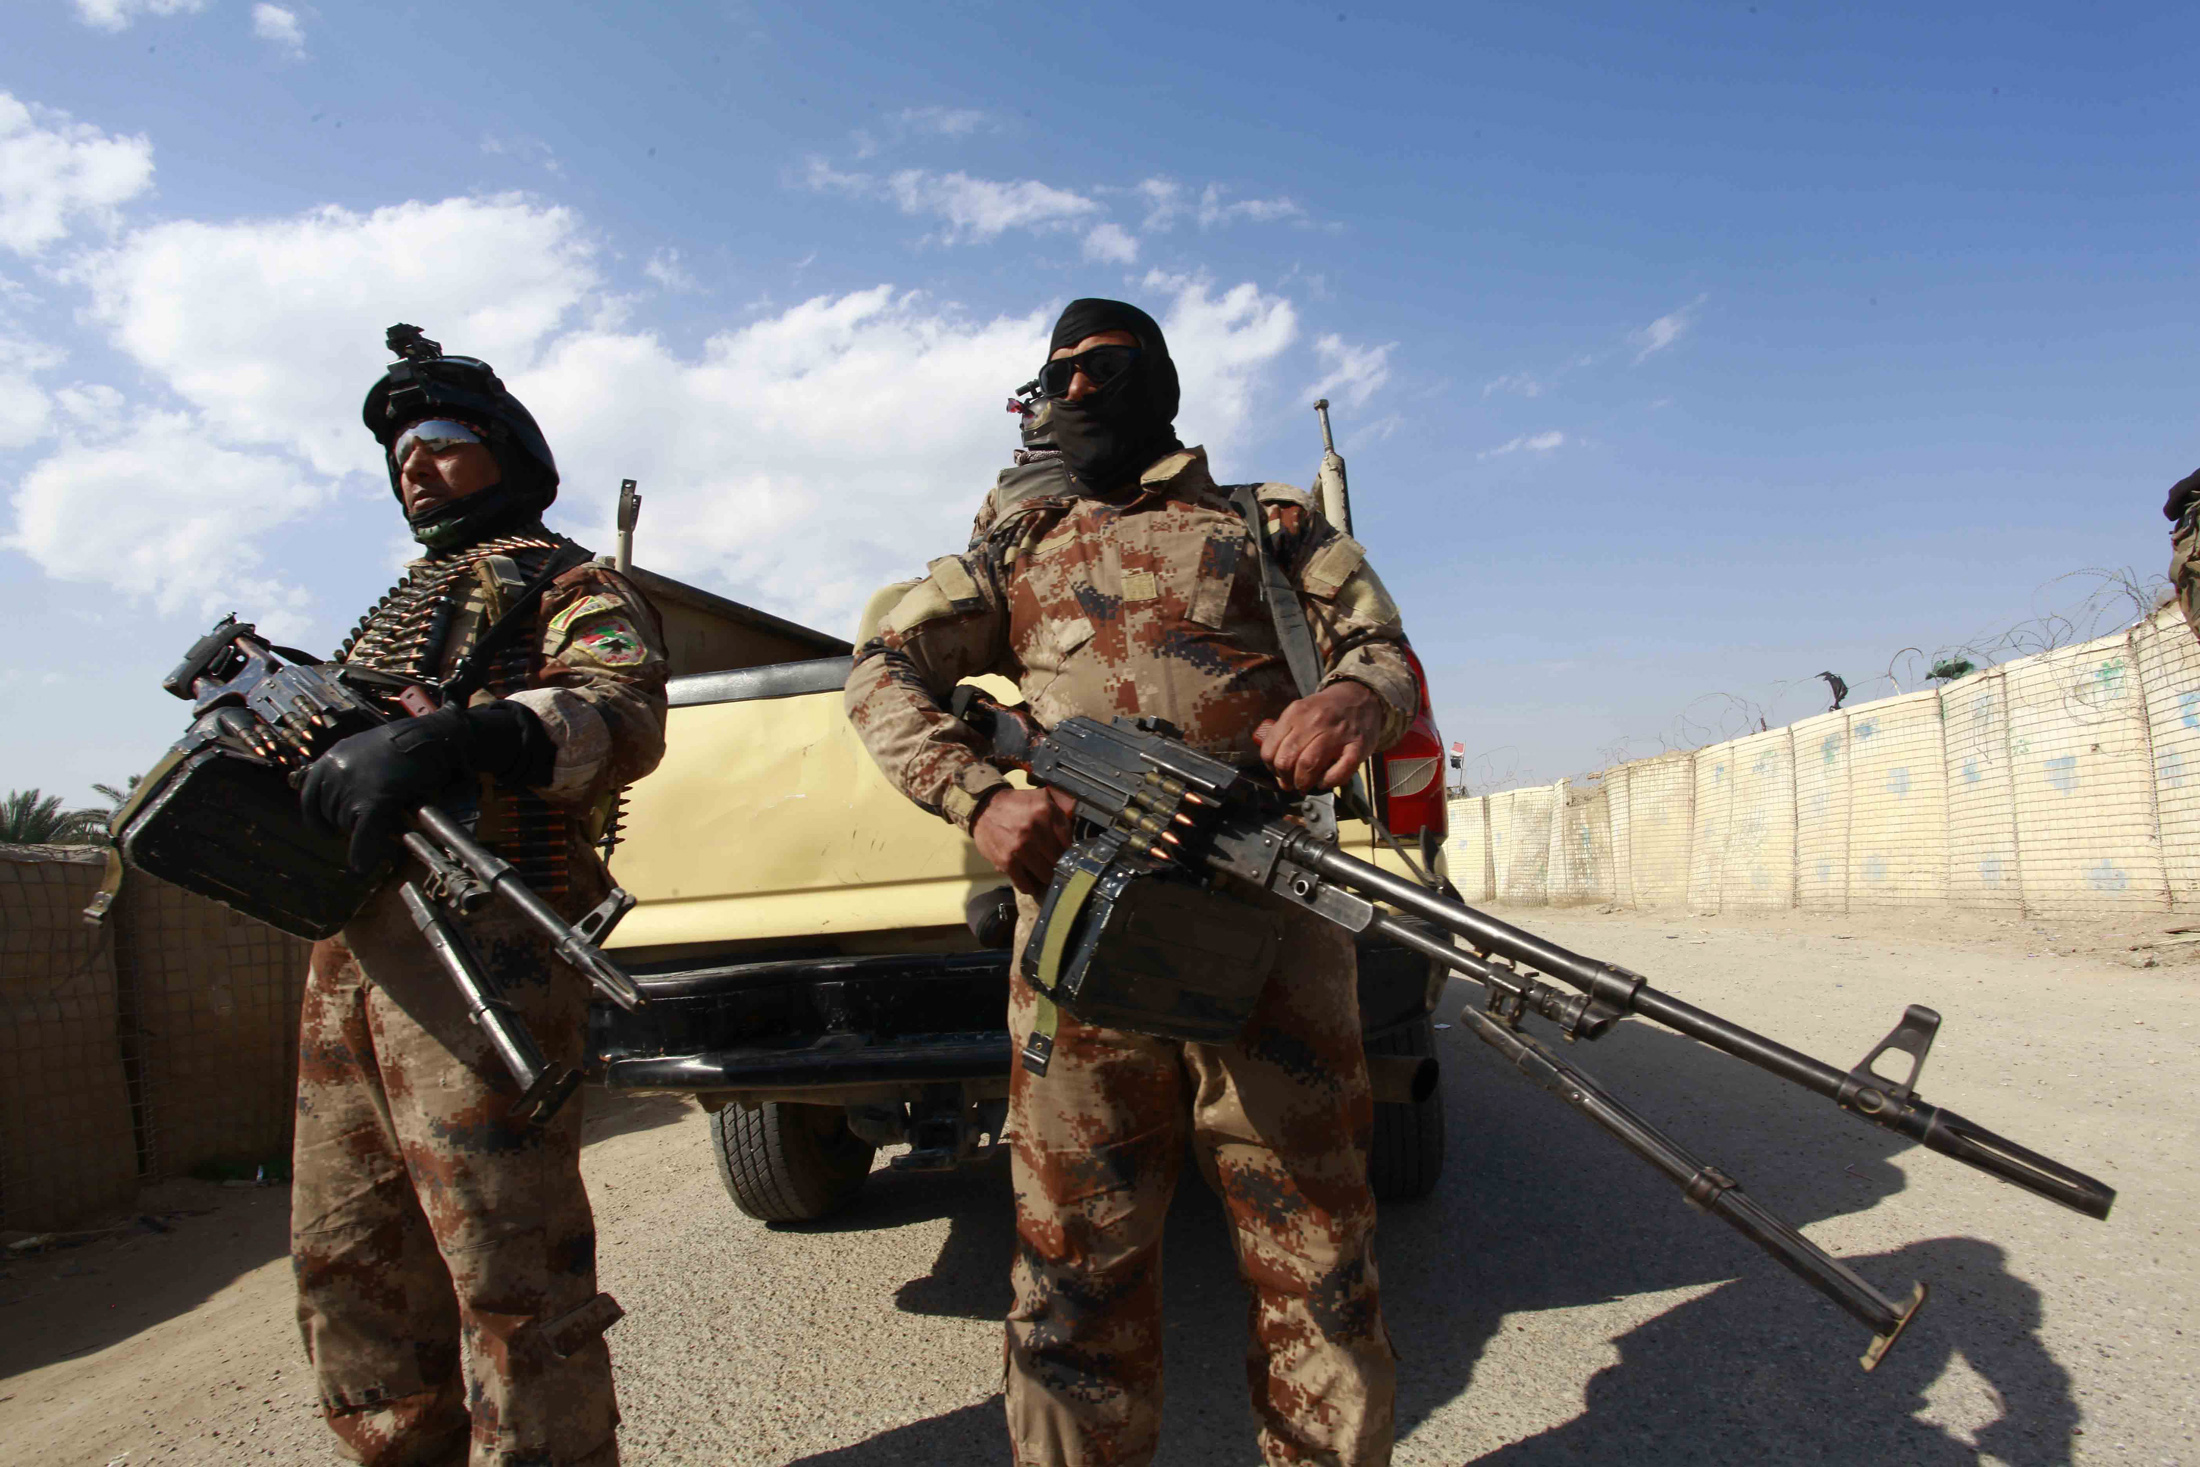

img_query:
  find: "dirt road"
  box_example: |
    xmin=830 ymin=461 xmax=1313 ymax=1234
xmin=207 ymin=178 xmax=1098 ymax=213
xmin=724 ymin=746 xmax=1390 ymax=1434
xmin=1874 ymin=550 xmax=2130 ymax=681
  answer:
xmin=4 ymin=906 xmax=2194 ymax=1465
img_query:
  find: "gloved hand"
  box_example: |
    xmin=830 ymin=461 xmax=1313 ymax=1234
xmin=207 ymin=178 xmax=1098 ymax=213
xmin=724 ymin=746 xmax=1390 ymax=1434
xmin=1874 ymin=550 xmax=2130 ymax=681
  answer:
xmin=300 ymin=701 xmax=554 ymax=873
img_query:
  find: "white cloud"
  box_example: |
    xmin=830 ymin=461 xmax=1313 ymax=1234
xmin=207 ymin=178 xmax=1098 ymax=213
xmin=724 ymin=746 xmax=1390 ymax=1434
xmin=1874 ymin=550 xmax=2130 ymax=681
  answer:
xmin=1137 ymin=178 xmax=1306 ymax=232
xmin=1632 ymin=293 xmax=1707 ymax=362
xmin=644 ymin=248 xmax=700 ymax=292
xmin=1082 ymin=222 xmax=1138 ymax=266
xmin=72 ymin=0 xmax=204 ymax=32
xmin=807 ymin=162 xmax=1101 ymax=244
xmin=252 ymin=3 xmax=307 ymax=58
xmin=77 ymin=194 xmax=599 ymax=476
xmin=1145 ymin=272 xmax=1298 ymax=455
xmin=1307 ymin=333 xmax=1392 ymax=411
xmin=0 ymin=333 xmax=64 ymax=448
xmin=6 ymin=407 xmax=331 ymax=617
xmin=1198 ymin=185 xmax=1304 ymax=229
xmin=855 ymin=107 xmax=995 ymax=157
xmin=11 ymin=144 xmax=1306 ymax=641
xmin=1482 ymin=370 xmax=1545 ymax=398
xmin=897 ymin=107 xmax=991 ymax=138
xmin=884 ymin=170 xmax=1099 ymax=242
xmin=0 ymin=93 xmax=155 ymax=254
xmin=1479 ymin=430 xmax=1566 ymax=459
xmin=513 ymin=289 xmax=1055 ymax=627
xmin=480 ymin=134 xmax=562 ymax=175
xmin=1135 ymin=178 xmax=1183 ymax=231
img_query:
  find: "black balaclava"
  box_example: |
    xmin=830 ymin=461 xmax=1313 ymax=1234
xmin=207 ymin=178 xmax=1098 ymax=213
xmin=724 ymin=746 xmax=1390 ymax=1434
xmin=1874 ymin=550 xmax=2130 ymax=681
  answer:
xmin=1044 ymin=298 xmax=1183 ymax=496
xmin=2167 ymin=467 xmax=2200 ymax=525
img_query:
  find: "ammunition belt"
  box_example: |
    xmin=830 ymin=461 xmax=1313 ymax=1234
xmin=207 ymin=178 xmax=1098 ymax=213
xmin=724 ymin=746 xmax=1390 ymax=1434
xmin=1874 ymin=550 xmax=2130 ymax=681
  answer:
xmin=340 ymin=533 xmax=576 ymax=901
xmin=338 ymin=534 xmax=564 ymax=681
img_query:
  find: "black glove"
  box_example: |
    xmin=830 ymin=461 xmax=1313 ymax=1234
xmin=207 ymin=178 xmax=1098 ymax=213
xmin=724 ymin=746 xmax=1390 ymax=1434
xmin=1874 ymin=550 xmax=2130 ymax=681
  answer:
xmin=300 ymin=702 xmax=555 ymax=874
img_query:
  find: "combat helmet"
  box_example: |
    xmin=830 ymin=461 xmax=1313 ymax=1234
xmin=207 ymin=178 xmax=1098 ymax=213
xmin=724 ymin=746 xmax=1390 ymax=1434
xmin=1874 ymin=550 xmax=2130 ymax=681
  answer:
xmin=362 ymin=324 xmax=559 ymax=508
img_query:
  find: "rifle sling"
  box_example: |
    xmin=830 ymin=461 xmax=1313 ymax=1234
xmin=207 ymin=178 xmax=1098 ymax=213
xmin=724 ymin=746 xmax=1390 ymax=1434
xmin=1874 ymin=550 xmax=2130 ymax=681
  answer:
xmin=1229 ymin=486 xmax=1438 ymax=888
xmin=1227 ymin=485 xmax=1323 ymax=699
xmin=439 ymin=538 xmax=592 ymax=706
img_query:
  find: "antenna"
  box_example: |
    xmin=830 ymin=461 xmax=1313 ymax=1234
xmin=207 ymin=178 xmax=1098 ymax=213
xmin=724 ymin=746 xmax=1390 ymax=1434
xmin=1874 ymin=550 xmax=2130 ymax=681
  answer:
xmin=1311 ymin=398 xmax=1353 ymax=535
xmin=616 ymin=479 xmax=641 ymax=574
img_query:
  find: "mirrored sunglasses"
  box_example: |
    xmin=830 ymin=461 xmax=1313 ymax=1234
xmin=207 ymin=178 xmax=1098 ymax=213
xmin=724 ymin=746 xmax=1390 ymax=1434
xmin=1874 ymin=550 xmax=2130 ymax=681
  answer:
xmin=1036 ymin=345 xmax=1140 ymax=400
xmin=391 ymin=419 xmax=484 ymax=461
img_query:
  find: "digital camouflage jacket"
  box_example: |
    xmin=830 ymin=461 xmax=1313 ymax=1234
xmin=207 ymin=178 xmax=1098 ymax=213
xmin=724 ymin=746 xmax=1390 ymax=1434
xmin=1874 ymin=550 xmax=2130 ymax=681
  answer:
xmin=846 ymin=446 xmax=1418 ymax=830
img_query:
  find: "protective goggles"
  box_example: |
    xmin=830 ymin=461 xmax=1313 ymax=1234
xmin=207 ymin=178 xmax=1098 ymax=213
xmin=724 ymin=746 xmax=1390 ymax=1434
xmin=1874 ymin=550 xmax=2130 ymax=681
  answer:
xmin=391 ymin=418 xmax=484 ymax=462
xmin=1036 ymin=345 xmax=1140 ymax=400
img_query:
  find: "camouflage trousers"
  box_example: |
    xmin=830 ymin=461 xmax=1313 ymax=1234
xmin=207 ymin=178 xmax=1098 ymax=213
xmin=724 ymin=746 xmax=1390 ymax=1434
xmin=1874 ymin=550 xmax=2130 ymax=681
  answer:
xmin=1004 ymin=880 xmax=1396 ymax=1467
xmin=291 ymin=868 xmax=620 ymax=1467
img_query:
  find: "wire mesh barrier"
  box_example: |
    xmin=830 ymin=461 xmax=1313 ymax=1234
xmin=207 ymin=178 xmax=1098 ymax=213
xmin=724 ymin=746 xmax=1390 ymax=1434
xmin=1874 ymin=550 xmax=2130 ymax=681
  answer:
xmin=1451 ymin=604 xmax=2200 ymax=916
xmin=0 ymin=847 xmax=309 ymax=1230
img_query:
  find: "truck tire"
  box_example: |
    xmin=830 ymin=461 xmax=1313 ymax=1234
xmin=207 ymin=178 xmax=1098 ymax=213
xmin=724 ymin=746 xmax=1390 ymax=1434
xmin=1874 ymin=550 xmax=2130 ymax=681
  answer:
xmin=1366 ymin=1015 xmax=1445 ymax=1202
xmin=710 ymin=1101 xmax=877 ymax=1223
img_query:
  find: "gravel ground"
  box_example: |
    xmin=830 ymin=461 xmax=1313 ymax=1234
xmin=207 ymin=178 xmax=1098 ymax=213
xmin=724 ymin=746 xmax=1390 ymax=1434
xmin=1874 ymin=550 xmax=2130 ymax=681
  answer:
xmin=3 ymin=905 xmax=2194 ymax=1466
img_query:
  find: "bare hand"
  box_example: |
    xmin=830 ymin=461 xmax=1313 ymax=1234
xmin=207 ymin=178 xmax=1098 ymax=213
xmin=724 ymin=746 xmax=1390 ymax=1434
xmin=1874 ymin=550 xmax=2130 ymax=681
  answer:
xmin=1256 ymin=682 xmax=1386 ymax=793
xmin=972 ymin=786 xmax=1078 ymax=895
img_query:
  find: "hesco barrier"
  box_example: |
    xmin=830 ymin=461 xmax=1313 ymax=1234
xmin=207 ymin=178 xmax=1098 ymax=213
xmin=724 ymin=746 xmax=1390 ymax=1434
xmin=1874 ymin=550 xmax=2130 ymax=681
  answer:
xmin=1450 ymin=604 xmax=2200 ymax=915
xmin=0 ymin=846 xmax=309 ymax=1230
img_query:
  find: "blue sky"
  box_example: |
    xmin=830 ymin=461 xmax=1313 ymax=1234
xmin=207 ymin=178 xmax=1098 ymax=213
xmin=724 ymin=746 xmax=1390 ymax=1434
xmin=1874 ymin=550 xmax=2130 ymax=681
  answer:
xmin=3 ymin=0 xmax=2195 ymax=803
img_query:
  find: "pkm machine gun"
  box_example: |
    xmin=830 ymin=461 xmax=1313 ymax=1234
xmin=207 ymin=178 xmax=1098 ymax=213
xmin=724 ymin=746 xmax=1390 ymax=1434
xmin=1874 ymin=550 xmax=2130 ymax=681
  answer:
xmin=951 ymin=691 xmax=2117 ymax=1370
xmin=113 ymin=617 xmax=648 ymax=1125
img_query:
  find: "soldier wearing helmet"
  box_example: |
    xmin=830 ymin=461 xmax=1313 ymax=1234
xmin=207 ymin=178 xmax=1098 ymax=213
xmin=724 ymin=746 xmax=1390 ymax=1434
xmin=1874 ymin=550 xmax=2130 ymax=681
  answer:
xmin=287 ymin=326 xmax=669 ymax=1467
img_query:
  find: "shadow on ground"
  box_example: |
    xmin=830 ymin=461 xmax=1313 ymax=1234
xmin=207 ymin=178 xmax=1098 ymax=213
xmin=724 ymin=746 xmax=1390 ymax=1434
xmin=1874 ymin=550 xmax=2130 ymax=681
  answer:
xmin=0 ymin=1091 xmax=693 ymax=1383
xmin=0 ymin=1179 xmax=292 ymax=1379
xmin=783 ymin=975 xmax=2078 ymax=1466
xmin=582 ymin=1088 xmax=695 ymax=1146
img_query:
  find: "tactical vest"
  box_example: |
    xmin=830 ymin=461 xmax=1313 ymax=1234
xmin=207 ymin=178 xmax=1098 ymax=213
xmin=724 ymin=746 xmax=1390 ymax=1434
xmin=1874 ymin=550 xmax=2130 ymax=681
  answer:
xmin=340 ymin=531 xmax=578 ymax=900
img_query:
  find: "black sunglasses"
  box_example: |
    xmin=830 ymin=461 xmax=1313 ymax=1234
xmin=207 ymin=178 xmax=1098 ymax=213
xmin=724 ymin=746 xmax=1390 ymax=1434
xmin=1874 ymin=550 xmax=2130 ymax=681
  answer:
xmin=1036 ymin=344 xmax=1140 ymax=399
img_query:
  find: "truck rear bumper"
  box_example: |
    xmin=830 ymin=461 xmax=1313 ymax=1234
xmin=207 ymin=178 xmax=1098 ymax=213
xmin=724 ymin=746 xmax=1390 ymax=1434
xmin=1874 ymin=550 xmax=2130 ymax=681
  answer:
xmin=603 ymin=1031 xmax=1010 ymax=1092
xmin=590 ymin=930 xmax=1442 ymax=1101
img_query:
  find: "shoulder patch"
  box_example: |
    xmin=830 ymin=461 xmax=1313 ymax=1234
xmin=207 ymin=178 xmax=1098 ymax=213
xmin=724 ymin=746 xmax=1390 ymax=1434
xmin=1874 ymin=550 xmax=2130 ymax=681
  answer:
xmin=547 ymin=592 xmax=624 ymax=640
xmin=569 ymin=612 xmax=650 ymax=666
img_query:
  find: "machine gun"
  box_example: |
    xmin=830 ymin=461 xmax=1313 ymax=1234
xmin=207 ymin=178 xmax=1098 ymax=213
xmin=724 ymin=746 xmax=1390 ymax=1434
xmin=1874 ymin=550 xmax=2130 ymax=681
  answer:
xmin=949 ymin=689 xmax=2117 ymax=1370
xmin=115 ymin=617 xmax=648 ymax=1125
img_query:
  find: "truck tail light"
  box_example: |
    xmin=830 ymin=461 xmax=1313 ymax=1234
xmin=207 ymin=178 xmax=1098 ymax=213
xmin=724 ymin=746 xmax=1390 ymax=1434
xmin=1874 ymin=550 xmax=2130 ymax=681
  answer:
xmin=1372 ymin=645 xmax=1447 ymax=846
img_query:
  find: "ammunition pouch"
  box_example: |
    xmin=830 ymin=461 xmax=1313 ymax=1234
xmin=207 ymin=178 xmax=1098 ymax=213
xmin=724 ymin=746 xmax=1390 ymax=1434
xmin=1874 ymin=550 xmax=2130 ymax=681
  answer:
xmin=103 ymin=723 xmax=385 ymax=940
xmin=1022 ymin=831 xmax=1279 ymax=1045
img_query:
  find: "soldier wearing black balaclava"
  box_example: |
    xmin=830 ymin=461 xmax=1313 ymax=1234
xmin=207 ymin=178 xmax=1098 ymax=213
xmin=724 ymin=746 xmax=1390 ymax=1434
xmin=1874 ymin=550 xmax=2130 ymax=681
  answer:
xmin=286 ymin=327 xmax=670 ymax=1467
xmin=2166 ymin=466 xmax=2200 ymax=642
xmin=848 ymin=298 xmax=1422 ymax=1465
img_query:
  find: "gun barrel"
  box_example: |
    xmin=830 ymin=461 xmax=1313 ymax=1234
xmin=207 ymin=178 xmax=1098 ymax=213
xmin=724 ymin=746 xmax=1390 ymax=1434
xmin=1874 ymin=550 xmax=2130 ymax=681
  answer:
xmin=398 ymin=882 xmax=581 ymax=1125
xmin=1455 ymin=995 xmax=1926 ymax=1369
xmin=1294 ymin=834 xmax=2117 ymax=1221
xmin=411 ymin=804 xmax=647 ymax=1011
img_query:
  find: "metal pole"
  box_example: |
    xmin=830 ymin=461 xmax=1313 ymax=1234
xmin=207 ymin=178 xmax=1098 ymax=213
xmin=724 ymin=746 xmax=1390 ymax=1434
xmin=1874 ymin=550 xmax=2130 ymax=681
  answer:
xmin=616 ymin=478 xmax=640 ymax=575
xmin=1311 ymin=399 xmax=1353 ymax=536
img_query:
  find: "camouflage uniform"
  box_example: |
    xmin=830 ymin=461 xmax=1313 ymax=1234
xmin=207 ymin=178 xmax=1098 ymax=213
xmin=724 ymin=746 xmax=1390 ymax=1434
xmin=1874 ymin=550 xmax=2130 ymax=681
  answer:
xmin=846 ymin=446 xmax=1417 ymax=1465
xmin=292 ymin=533 xmax=668 ymax=1467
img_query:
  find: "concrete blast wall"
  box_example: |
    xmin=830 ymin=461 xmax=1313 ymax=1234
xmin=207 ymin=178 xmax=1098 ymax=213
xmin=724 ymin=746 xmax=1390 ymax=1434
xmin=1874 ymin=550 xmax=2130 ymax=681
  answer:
xmin=1450 ymin=605 xmax=2200 ymax=917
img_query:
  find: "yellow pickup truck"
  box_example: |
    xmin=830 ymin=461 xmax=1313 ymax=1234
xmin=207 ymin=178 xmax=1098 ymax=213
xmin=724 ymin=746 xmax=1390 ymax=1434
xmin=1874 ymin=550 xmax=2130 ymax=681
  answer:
xmin=592 ymin=488 xmax=1454 ymax=1225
